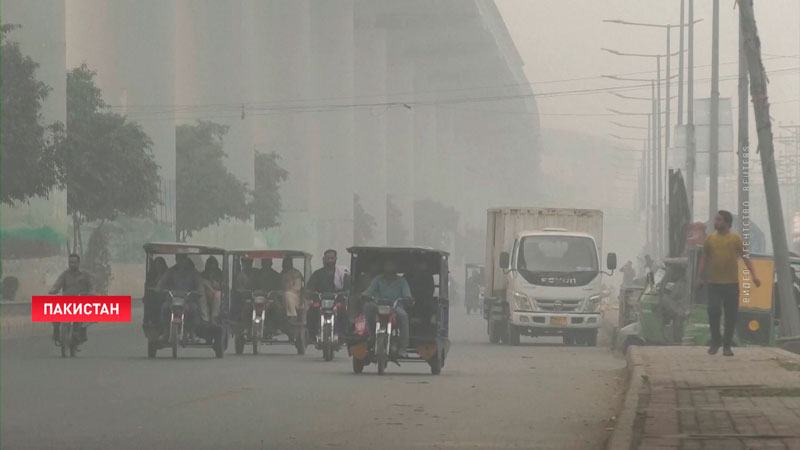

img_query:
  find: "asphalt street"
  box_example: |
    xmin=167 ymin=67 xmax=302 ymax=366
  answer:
xmin=1 ymin=308 xmax=625 ymax=450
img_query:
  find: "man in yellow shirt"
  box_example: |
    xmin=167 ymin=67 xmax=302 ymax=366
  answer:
xmin=696 ymin=210 xmax=761 ymax=356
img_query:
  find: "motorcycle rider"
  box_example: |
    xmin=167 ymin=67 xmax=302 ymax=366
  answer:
xmin=157 ymin=254 xmax=204 ymax=340
xmin=49 ymin=253 xmax=93 ymax=344
xmin=306 ymin=249 xmax=350 ymax=341
xmin=363 ymin=259 xmax=411 ymax=358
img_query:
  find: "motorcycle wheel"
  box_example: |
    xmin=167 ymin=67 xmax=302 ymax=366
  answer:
xmin=376 ymin=334 xmax=388 ymax=375
xmin=352 ymin=357 xmax=365 ymax=374
xmin=170 ymin=323 xmax=180 ymax=359
xmin=60 ymin=324 xmax=71 ymax=358
xmin=322 ymin=324 xmax=333 ymax=361
xmin=252 ymin=331 xmax=259 ymax=355
xmin=147 ymin=340 xmax=158 ymax=358
xmin=235 ymin=333 xmax=245 ymax=355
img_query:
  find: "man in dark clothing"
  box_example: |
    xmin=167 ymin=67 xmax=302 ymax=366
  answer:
xmin=49 ymin=254 xmax=93 ymax=344
xmin=307 ymin=250 xmax=350 ymax=339
xmin=405 ymin=260 xmax=436 ymax=326
xmin=257 ymin=258 xmax=282 ymax=292
xmin=157 ymin=254 xmax=204 ymax=339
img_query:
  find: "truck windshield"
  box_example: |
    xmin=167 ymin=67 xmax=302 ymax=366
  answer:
xmin=518 ymin=235 xmax=598 ymax=273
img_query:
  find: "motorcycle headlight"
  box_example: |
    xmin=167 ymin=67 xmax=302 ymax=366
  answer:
xmin=512 ymin=292 xmax=533 ymax=311
xmin=321 ymin=299 xmax=335 ymax=309
xmin=583 ymin=294 xmax=602 ymax=312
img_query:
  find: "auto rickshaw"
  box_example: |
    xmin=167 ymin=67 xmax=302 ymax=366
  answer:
xmin=464 ymin=263 xmax=484 ymax=315
xmin=142 ymin=242 xmax=229 ymax=359
xmin=228 ymin=249 xmax=312 ymax=355
xmin=615 ymin=248 xmax=787 ymax=352
xmin=346 ymin=246 xmax=451 ymax=375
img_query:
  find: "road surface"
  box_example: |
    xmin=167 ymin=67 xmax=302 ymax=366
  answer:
xmin=1 ymin=309 xmax=624 ymax=450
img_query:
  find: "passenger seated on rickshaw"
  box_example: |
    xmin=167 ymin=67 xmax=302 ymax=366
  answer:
xmin=281 ymin=257 xmax=305 ymax=323
xmin=200 ymin=256 xmax=223 ymax=324
xmin=156 ymin=254 xmax=205 ymax=339
xmin=362 ymin=259 xmax=411 ymax=358
xmin=143 ymin=256 xmax=168 ymax=325
xmin=404 ymin=260 xmax=436 ymax=332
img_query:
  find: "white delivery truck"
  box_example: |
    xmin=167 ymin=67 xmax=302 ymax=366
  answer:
xmin=483 ymin=207 xmax=616 ymax=346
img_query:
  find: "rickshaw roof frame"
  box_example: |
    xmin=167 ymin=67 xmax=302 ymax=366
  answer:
xmin=143 ymin=242 xmax=227 ymax=255
xmin=228 ymin=249 xmax=312 ymax=260
xmin=347 ymin=246 xmax=450 ymax=257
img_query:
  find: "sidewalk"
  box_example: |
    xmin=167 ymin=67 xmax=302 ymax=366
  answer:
xmin=610 ymin=346 xmax=800 ymax=450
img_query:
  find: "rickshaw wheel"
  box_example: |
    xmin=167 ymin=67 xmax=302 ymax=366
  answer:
xmin=147 ymin=340 xmax=158 ymax=358
xmin=235 ymin=334 xmax=245 ymax=355
xmin=294 ymin=328 xmax=307 ymax=355
xmin=429 ymin=348 xmax=442 ymax=375
xmin=352 ymin=357 xmax=365 ymax=374
xmin=214 ymin=330 xmax=225 ymax=358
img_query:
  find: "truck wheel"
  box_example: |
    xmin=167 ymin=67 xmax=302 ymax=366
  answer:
xmin=489 ymin=321 xmax=502 ymax=344
xmin=585 ymin=331 xmax=598 ymax=347
xmin=235 ymin=334 xmax=245 ymax=355
xmin=508 ymin=325 xmax=521 ymax=346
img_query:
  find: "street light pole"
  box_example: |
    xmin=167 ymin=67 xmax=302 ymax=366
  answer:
xmin=678 ymin=0 xmax=685 ymax=126
xmin=737 ymin=0 xmax=749 ymax=235
xmin=657 ymin=55 xmax=664 ymax=258
xmin=709 ymin=0 xmax=720 ymax=224
xmin=687 ymin=0 xmax=696 ymax=220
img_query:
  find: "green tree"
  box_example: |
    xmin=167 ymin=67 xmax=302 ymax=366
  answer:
xmin=175 ymin=121 xmax=250 ymax=242
xmin=386 ymin=195 xmax=407 ymax=246
xmin=0 ymin=24 xmax=62 ymax=205
xmin=414 ymin=198 xmax=459 ymax=250
xmin=353 ymin=194 xmax=376 ymax=245
xmin=63 ymin=64 xmax=161 ymax=253
xmin=252 ymin=151 xmax=288 ymax=231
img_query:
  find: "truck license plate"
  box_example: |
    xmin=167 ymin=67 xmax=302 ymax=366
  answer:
xmin=551 ymin=316 xmax=568 ymax=327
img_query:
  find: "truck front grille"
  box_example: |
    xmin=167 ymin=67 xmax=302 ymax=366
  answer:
xmin=534 ymin=298 xmax=582 ymax=312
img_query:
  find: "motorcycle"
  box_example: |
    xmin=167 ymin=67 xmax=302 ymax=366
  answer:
xmin=166 ymin=290 xmax=203 ymax=359
xmin=310 ymin=292 xmax=346 ymax=361
xmin=367 ymin=297 xmax=412 ymax=375
xmin=57 ymin=292 xmax=90 ymax=358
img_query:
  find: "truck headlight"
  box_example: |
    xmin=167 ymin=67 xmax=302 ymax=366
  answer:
xmin=583 ymin=294 xmax=602 ymax=312
xmin=512 ymin=292 xmax=534 ymax=311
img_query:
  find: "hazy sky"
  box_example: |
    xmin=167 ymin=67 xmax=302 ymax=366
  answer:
xmin=496 ymin=0 xmax=800 ymax=142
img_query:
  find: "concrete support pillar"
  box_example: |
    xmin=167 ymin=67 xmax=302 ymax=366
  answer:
xmin=66 ymin=0 xmax=176 ymax=226
xmin=174 ymin=0 xmax=254 ymax=246
xmin=254 ymin=0 xmax=315 ymax=252
xmin=385 ymin=44 xmax=415 ymax=245
xmin=354 ymin=16 xmax=387 ymax=245
xmin=310 ymin=0 xmax=355 ymax=258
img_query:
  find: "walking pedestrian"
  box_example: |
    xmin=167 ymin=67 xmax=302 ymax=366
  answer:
xmin=695 ymin=210 xmax=761 ymax=356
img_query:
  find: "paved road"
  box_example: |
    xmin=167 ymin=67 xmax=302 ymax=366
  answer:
xmin=1 ymin=309 xmax=625 ymax=450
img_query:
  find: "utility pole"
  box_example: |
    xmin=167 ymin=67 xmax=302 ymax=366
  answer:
xmin=686 ymin=0 xmax=696 ymax=220
xmin=678 ymin=0 xmax=685 ymax=126
xmin=657 ymin=55 xmax=663 ymax=258
xmin=647 ymin=114 xmax=653 ymax=251
xmin=737 ymin=1 xmax=748 ymax=235
xmin=739 ymin=0 xmax=800 ymax=340
xmin=665 ymin=26 xmax=672 ymax=256
xmin=709 ymin=0 xmax=720 ymax=225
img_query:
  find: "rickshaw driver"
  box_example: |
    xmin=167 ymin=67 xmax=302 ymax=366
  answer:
xmin=157 ymin=254 xmax=204 ymax=339
xmin=307 ymin=249 xmax=351 ymax=340
xmin=363 ymin=259 xmax=411 ymax=358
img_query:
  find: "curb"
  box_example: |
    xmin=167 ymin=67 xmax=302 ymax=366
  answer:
xmin=606 ymin=346 xmax=647 ymax=450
